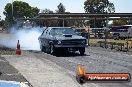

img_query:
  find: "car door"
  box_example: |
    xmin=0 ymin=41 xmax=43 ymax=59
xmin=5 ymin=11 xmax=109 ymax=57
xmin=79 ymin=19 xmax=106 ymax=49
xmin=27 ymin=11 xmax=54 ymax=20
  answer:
xmin=44 ymin=29 xmax=50 ymax=47
xmin=39 ymin=28 xmax=47 ymax=47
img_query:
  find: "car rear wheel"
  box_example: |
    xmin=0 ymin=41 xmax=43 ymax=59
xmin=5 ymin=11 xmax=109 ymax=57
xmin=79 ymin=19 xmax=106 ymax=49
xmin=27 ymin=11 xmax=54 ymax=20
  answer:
xmin=49 ymin=44 xmax=56 ymax=55
xmin=40 ymin=45 xmax=44 ymax=52
xmin=79 ymin=47 xmax=85 ymax=55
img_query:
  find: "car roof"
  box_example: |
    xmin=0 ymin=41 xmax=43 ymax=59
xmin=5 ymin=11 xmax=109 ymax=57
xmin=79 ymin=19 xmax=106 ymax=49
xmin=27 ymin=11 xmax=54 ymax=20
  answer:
xmin=49 ymin=27 xmax=72 ymax=29
xmin=48 ymin=27 xmax=73 ymax=30
xmin=42 ymin=27 xmax=74 ymax=31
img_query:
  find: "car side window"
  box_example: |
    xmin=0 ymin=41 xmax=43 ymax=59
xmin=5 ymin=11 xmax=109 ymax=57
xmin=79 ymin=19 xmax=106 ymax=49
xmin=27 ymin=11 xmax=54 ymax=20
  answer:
xmin=41 ymin=28 xmax=47 ymax=36
xmin=45 ymin=29 xmax=49 ymax=35
xmin=50 ymin=29 xmax=56 ymax=35
xmin=41 ymin=30 xmax=45 ymax=36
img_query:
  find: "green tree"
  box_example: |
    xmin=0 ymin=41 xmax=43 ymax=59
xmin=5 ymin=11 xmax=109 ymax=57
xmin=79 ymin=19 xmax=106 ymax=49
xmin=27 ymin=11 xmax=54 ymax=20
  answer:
xmin=40 ymin=8 xmax=56 ymax=27
xmin=0 ymin=20 xmax=7 ymax=30
xmin=56 ymin=3 xmax=67 ymax=27
xmin=41 ymin=8 xmax=53 ymax=13
xmin=56 ymin=3 xmax=66 ymax=13
xmin=3 ymin=1 xmax=39 ymax=27
xmin=84 ymin=0 xmax=115 ymax=28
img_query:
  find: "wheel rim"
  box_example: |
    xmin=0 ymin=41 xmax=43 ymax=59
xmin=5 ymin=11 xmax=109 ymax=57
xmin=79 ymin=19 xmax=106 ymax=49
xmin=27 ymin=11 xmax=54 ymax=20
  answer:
xmin=50 ymin=45 xmax=53 ymax=54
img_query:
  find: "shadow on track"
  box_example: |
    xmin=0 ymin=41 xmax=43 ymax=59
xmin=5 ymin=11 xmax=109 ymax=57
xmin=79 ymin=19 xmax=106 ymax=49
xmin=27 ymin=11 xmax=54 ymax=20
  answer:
xmin=28 ymin=50 xmax=90 ymax=57
xmin=54 ymin=51 xmax=90 ymax=57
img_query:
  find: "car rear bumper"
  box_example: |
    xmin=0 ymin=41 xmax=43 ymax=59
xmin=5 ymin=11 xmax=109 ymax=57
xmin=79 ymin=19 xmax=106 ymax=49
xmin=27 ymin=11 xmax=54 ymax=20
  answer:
xmin=54 ymin=44 xmax=88 ymax=48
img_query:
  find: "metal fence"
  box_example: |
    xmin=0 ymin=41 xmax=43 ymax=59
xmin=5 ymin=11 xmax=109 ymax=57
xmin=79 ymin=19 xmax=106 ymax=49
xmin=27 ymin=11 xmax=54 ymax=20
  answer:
xmin=80 ymin=27 xmax=132 ymax=52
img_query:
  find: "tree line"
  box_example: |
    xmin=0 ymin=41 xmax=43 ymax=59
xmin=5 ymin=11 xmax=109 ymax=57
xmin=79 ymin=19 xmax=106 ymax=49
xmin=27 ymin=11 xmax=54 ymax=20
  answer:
xmin=1 ymin=0 xmax=132 ymax=28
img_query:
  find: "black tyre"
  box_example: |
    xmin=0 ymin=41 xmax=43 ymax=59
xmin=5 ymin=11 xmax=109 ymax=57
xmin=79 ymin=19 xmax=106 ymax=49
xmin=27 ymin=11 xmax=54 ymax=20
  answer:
xmin=49 ymin=44 xmax=56 ymax=55
xmin=79 ymin=47 xmax=85 ymax=55
xmin=40 ymin=45 xmax=44 ymax=52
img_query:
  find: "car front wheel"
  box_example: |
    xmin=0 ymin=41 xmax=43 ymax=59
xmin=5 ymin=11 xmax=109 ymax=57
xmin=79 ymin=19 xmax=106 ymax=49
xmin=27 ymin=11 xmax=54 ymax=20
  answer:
xmin=79 ymin=47 xmax=85 ymax=55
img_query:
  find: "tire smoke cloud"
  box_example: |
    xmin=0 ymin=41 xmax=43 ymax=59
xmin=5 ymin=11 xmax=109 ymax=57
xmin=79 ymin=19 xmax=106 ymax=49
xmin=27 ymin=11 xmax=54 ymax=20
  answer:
xmin=0 ymin=27 xmax=43 ymax=50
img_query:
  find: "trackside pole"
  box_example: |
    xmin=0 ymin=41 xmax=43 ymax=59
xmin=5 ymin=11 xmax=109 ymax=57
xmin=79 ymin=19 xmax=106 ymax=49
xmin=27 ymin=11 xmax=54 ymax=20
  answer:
xmin=15 ymin=40 xmax=21 ymax=55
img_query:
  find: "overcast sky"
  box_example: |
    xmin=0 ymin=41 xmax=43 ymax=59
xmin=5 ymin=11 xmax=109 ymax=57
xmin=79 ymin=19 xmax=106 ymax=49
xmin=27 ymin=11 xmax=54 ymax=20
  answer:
xmin=0 ymin=0 xmax=132 ymax=19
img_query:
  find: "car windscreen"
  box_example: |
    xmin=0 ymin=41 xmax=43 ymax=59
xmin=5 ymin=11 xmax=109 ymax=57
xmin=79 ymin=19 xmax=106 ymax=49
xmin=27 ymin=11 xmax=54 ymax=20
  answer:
xmin=50 ymin=28 xmax=77 ymax=36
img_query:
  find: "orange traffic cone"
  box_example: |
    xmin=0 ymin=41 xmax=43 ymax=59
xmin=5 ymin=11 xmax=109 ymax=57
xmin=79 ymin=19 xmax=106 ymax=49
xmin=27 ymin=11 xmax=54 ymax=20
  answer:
xmin=16 ymin=40 xmax=21 ymax=55
xmin=76 ymin=64 xmax=87 ymax=84
xmin=77 ymin=64 xmax=86 ymax=75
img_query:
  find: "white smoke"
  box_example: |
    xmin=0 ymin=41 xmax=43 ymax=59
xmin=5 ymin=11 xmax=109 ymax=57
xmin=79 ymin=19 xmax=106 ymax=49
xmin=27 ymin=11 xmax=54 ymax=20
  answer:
xmin=0 ymin=27 xmax=44 ymax=50
xmin=16 ymin=27 xmax=43 ymax=50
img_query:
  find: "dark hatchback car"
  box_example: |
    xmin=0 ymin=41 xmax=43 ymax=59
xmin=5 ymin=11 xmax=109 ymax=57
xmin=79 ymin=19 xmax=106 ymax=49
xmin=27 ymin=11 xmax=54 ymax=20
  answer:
xmin=38 ymin=27 xmax=88 ymax=55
